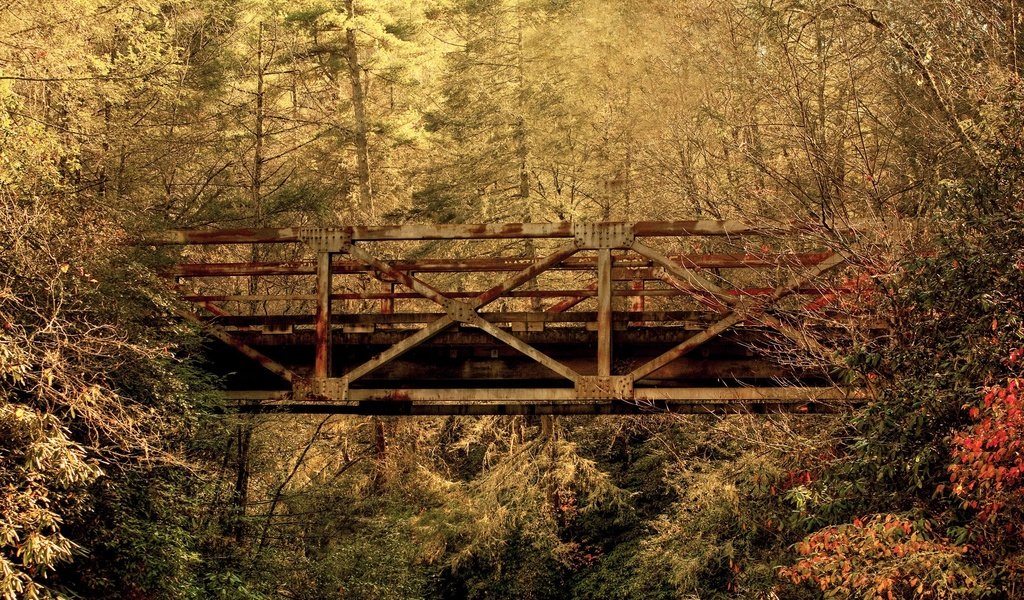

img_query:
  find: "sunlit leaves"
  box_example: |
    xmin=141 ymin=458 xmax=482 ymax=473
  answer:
xmin=780 ymin=514 xmax=984 ymax=598
xmin=0 ymin=403 xmax=102 ymax=600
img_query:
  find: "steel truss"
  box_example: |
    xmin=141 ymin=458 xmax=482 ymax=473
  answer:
xmin=149 ymin=219 xmax=868 ymax=415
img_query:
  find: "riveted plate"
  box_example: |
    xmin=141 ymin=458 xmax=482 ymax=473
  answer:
xmin=444 ymin=299 xmax=483 ymax=325
xmin=299 ymin=228 xmax=352 ymax=253
xmin=575 ymin=376 xmax=634 ymax=400
xmin=573 ymin=222 xmax=635 ymax=249
xmin=295 ymin=376 xmax=349 ymax=401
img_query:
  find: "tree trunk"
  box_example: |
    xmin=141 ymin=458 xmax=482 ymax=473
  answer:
xmin=371 ymin=416 xmax=387 ymax=487
xmin=345 ymin=0 xmax=373 ymax=217
xmin=231 ymin=421 xmax=252 ymax=543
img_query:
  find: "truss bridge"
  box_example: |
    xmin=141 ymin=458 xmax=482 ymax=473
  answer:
xmin=149 ymin=220 xmax=873 ymax=415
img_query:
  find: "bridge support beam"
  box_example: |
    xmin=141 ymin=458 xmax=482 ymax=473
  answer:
xmin=314 ymin=251 xmax=332 ymax=378
xmin=597 ymin=248 xmax=613 ymax=376
xmin=227 ymin=386 xmax=866 ymax=415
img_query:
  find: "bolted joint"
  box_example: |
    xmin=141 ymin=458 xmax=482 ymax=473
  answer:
xmin=299 ymin=228 xmax=352 ymax=253
xmin=575 ymin=375 xmax=634 ymax=400
xmin=295 ymin=376 xmax=349 ymax=401
xmin=444 ymin=299 xmax=485 ymax=326
xmin=573 ymin=222 xmax=635 ymax=250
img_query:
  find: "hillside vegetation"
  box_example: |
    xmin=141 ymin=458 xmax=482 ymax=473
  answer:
xmin=2 ymin=1 xmax=1023 ymax=598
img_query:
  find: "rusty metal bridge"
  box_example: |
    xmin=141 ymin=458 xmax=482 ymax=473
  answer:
xmin=150 ymin=220 xmax=872 ymax=415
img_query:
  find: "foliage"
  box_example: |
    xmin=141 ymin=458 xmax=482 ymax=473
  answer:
xmin=947 ymin=359 xmax=1024 ymax=588
xmin=0 ymin=404 xmax=100 ymax=600
xmin=950 ymin=375 xmax=1024 ymax=525
xmin=3 ymin=0 xmax=1024 ymax=598
xmin=780 ymin=514 xmax=984 ymax=598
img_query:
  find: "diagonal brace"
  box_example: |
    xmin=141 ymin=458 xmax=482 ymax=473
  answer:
xmin=630 ymin=252 xmax=849 ymax=381
xmin=345 ymin=315 xmax=455 ymax=383
xmin=632 ymin=240 xmax=737 ymax=308
xmin=473 ymin=243 xmax=578 ymax=308
xmin=174 ymin=307 xmax=297 ymax=383
xmin=470 ymin=317 xmax=581 ymax=382
xmin=346 ymin=243 xmax=451 ymax=308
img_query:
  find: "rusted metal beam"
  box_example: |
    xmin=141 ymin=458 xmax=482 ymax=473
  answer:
xmin=222 ymin=326 xmax=857 ymax=350
xmin=473 ymin=243 xmax=578 ymax=308
xmin=200 ymin=309 xmax=720 ymax=327
xmin=597 ymin=248 xmax=613 ymax=376
xmin=227 ymin=386 xmax=866 ymax=415
xmin=632 ymin=240 xmax=737 ymax=307
xmin=380 ymin=281 xmax=395 ymax=315
xmin=757 ymin=314 xmax=834 ymax=360
xmin=200 ymin=309 xmax=881 ymax=328
xmin=344 ymin=315 xmax=456 ymax=382
xmin=314 ymin=252 xmax=332 ymax=378
xmin=226 ymin=387 xmax=864 ymax=402
xmin=233 ymin=400 xmax=852 ymax=415
xmin=630 ymin=280 xmax=645 ymax=312
xmin=343 ymin=357 xmax=808 ymax=383
xmin=145 ymin=220 xmax=857 ymax=245
xmin=629 ymin=313 xmax=748 ymax=381
xmin=547 ymin=281 xmax=596 ymax=313
xmin=629 ymin=279 xmax=645 ymax=327
xmin=656 ymin=271 xmax=728 ymax=311
xmin=165 ymin=252 xmax=835 ymax=278
xmin=173 ymin=308 xmax=297 ymax=383
xmin=180 ymin=287 xmax=833 ymax=304
xmin=629 ymin=253 xmax=849 ymax=381
xmin=197 ymin=300 xmax=232 ymax=317
xmin=471 ymin=318 xmax=581 ymax=382
xmin=346 ymin=244 xmax=451 ymax=308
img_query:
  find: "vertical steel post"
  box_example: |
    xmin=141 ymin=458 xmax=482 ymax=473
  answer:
xmin=314 ymin=251 xmax=332 ymax=378
xmin=380 ymin=281 xmax=394 ymax=314
xmin=597 ymin=248 xmax=613 ymax=376
xmin=630 ymin=278 xmax=644 ymax=326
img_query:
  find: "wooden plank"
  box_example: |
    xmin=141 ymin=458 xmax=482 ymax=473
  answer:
xmin=597 ymin=248 xmax=613 ymax=376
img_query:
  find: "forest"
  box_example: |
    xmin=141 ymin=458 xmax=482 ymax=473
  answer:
xmin=2 ymin=0 xmax=1024 ymax=598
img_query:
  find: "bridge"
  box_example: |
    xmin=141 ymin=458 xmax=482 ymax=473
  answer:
xmin=149 ymin=220 xmax=873 ymax=415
